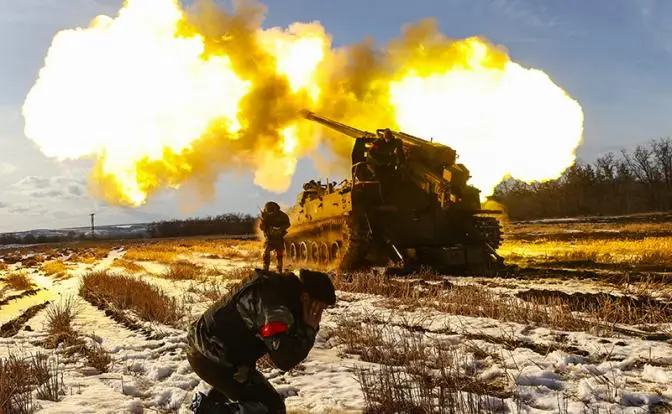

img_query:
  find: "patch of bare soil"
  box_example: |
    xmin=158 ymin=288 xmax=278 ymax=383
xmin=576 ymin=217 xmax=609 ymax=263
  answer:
xmin=0 ymin=301 xmax=50 ymax=337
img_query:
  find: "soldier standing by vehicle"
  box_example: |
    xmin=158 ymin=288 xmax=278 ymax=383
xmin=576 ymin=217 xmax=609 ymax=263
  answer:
xmin=186 ymin=268 xmax=336 ymax=414
xmin=259 ymin=201 xmax=290 ymax=272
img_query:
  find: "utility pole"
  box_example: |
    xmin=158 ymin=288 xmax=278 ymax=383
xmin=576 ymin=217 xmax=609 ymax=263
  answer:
xmin=89 ymin=213 xmax=95 ymax=239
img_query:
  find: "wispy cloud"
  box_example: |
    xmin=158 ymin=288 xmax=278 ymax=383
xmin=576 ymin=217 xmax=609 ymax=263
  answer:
xmin=11 ymin=175 xmax=87 ymax=200
xmin=489 ymin=0 xmax=566 ymax=29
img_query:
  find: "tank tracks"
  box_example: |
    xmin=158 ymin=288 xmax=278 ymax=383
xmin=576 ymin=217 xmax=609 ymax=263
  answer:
xmin=473 ymin=216 xmax=504 ymax=250
xmin=284 ymin=217 xmax=349 ymax=270
xmin=284 ymin=215 xmax=504 ymax=272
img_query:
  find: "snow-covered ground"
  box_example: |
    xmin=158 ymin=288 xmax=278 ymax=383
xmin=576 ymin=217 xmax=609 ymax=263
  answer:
xmin=1 ymin=244 xmax=671 ymax=413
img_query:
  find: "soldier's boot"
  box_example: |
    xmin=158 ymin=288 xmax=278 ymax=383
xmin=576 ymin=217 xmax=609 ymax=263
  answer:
xmin=262 ymin=251 xmax=271 ymax=272
xmin=190 ymin=391 xmax=239 ymax=414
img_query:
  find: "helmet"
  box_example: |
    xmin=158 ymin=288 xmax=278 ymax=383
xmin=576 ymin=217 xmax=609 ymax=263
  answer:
xmin=383 ymin=129 xmax=394 ymax=141
xmin=299 ymin=269 xmax=336 ymax=306
xmin=264 ymin=201 xmax=280 ymax=213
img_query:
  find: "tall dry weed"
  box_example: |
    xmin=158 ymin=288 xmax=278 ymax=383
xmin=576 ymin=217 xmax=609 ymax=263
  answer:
xmin=80 ymin=270 xmax=184 ymax=327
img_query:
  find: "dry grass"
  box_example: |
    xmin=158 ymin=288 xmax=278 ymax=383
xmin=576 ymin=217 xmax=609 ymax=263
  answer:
xmin=218 ymin=266 xmax=255 ymax=280
xmin=111 ymin=258 xmax=146 ymax=273
xmin=333 ymin=273 xmax=671 ymax=335
xmin=4 ymin=272 xmax=35 ymax=291
xmin=69 ymin=255 xmax=98 ymax=265
xmin=186 ymin=267 xmax=253 ymax=302
xmin=500 ymin=237 xmax=672 ymax=267
xmin=41 ymin=296 xmax=112 ymax=373
xmin=511 ymin=221 xmax=672 ymax=236
xmin=41 ymin=260 xmax=71 ymax=278
xmin=332 ymin=321 xmax=508 ymax=413
xmin=43 ymin=296 xmax=80 ymax=343
xmin=120 ymin=238 xmax=260 ymax=263
xmin=122 ymin=247 xmax=177 ymax=264
xmin=197 ymin=241 xmax=260 ymax=260
xmin=515 ymin=289 xmax=672 ymax=329
xmin=161 ymin=260 xmax=202 ymax=281
xmin=187 ymin=280 xmax=227 ymax=302
xmin=79 ymin=270 xmax=184 ymax=327
xmin=0 ymin=352 xmax=65 ymax=413
xmin=19 ymin=254 xmax=46 ymax=268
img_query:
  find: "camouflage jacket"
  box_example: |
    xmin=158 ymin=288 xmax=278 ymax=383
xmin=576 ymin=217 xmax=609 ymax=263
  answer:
xmin=369 ymin=138 xmax=404 ymax=166
xmin=186 ymin=270 xmax=317 ymax=371
xmin=259 ymin=211 xmax=290 ymax=239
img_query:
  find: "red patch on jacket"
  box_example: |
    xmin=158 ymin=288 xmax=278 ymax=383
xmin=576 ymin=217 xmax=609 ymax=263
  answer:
xmin=260 ymin=322 xmax=288 ymax=337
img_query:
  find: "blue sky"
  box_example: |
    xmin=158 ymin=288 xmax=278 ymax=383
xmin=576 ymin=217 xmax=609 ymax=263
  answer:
xmin=1 ymin=0 xmax=671 ymax=232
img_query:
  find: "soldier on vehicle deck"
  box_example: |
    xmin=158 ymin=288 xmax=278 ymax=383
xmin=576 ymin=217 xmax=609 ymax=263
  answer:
xmin=369 ymin=129 xmax=405 ymax=169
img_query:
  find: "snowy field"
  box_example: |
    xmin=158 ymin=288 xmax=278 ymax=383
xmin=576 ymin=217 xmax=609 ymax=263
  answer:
xmin=1 ymin=226 xmax=672 ymax=414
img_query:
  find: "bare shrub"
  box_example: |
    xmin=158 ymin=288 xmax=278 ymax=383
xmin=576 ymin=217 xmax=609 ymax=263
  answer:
xmin=44 ymin=296 xmax=80 ymax=340
xmin=33 ymin=355 xmax=64 ymax=402
xmin=80 ymin=270 xmax=184 ymax=326
xmin=82 ymin=342 xmax=112 ymax=373
xmin=0 ymin=353 xmax=35 ymax=414
xmin=4 ymin=272 xmax=35 ymax=291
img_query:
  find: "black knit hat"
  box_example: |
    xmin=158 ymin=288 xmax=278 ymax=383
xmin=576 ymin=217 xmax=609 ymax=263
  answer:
xmin=298 ymin=269 xmax=336 ymax=306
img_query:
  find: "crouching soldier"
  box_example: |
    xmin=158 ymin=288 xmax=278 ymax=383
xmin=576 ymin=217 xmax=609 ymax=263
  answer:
xmin=186 ymin=268 xmax=336 ymax=414
xmin=259 ymin=201 xmax=290 ymax=272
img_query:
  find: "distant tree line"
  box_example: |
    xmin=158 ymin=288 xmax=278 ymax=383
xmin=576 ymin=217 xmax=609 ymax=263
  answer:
xmin=147 ymin=213 xmax=257 ymax=238
xmin=494 ymin=137 xmax=672 ymax=220
xmin=0 ymin=232 xmax=81 ymax=245
xmin=0 ymin=213 xmax=258 ymax=246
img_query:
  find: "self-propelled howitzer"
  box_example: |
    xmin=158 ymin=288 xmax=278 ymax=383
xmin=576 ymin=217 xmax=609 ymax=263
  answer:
xmin=282 ymin=110 xmax=505 ymax=274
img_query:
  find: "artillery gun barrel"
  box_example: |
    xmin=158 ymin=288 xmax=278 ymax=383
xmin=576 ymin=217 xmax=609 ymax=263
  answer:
xmin=301 ymin=110 xmax=437 ymax=149
xmin=300 ymin=110 xmax=377 ymax=140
